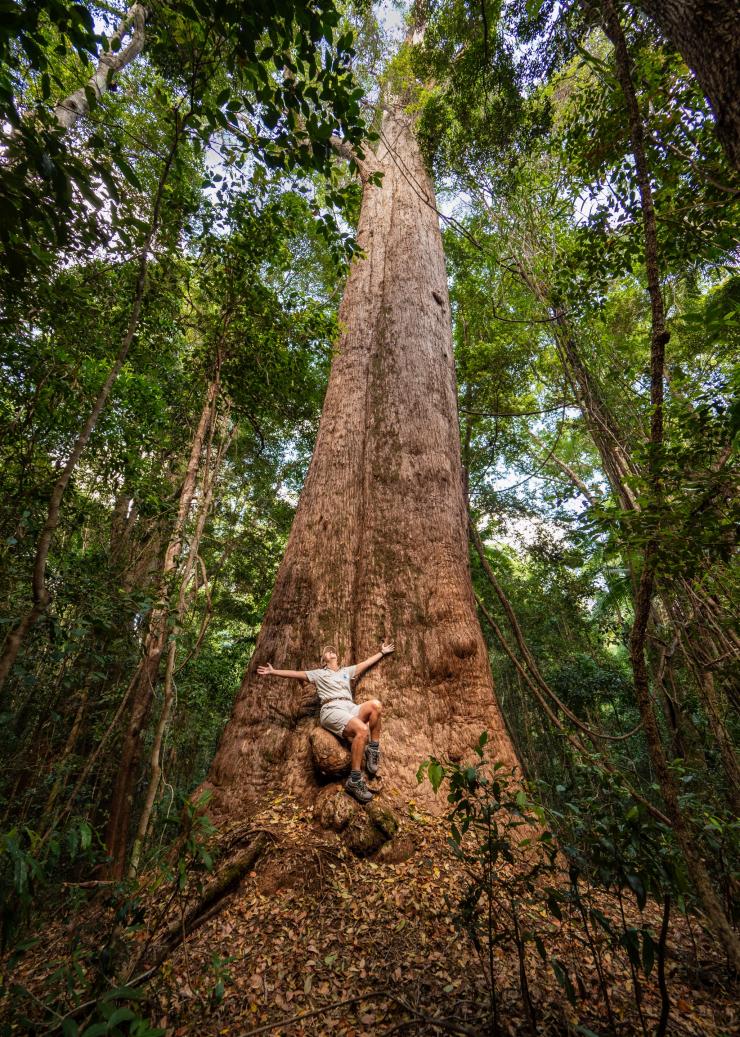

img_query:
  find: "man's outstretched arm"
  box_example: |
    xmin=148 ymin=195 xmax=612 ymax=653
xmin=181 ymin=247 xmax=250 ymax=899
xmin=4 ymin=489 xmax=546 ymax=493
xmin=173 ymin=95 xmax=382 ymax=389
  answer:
xmin=257 ymin=662 xmax=308 ymax=680
xmin=352 ymin=641 xmax=394 ymax=679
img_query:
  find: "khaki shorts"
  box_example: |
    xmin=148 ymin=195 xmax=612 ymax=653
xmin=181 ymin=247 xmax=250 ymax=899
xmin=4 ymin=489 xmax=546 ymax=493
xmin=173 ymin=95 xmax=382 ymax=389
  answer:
xmin=320 ymin=700 xmax=361 ymax=738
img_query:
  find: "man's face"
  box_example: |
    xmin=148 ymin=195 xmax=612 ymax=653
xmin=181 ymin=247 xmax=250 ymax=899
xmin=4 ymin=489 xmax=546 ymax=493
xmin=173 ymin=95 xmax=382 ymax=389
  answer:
xmin=323 ymin=649 xmax=337 ymax=666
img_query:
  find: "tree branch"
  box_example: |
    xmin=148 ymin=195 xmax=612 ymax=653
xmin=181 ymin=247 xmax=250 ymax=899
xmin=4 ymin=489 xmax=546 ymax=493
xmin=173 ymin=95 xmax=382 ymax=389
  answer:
xmin=329 ymin=134 xmax=379 ymax=183
xmin=529 ymin=431 xmax=598 ymax=504
xmin=53 ymin=4 xmax=148 ymax=131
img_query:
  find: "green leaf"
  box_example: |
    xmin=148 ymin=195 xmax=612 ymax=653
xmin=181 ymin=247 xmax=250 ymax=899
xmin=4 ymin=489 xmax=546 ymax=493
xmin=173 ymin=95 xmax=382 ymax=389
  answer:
xmin=550 ymin=958 xmax=575 ymax=1004
xmin=112 ymin=155 xmax=142 ymax=190
xmin=106 ymin=1007 xmax=136 ymax=1030
xmin=620 ymin=927 xmax=641 ymax=970
xmin=626 ymin=873 xmax=647 ymax=910
xmin=428 ymin=761 xmax=445 ymax=794
xmin=81 ymin=1024 xmax=108 ymax=1037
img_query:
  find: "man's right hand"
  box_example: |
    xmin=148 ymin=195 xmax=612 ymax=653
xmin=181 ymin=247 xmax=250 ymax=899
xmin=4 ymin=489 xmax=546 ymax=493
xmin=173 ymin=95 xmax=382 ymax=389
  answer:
xmin=257 ymin=662 xmax=274 ymax=675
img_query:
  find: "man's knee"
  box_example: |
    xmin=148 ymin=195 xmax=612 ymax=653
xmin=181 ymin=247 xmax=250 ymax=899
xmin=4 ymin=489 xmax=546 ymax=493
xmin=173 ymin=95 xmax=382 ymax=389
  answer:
xmin=366 ymin=700 xmax=382 ymax=723
xmin=347 ymin=719 xmax=369 ymax=741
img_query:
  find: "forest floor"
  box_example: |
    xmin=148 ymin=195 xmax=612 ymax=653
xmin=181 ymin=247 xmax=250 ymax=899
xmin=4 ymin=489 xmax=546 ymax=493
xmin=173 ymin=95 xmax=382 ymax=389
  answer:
xmin=5 ymin=793 xmax=737 ymax=1037
xmin=146 ymin=795 xmax=735 ymax=1037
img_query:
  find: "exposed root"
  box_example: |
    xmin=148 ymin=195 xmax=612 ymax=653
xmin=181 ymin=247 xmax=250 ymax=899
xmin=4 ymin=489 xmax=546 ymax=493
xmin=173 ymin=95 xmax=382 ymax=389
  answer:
xmin=141 ymin=832 xmax=273 ymax=973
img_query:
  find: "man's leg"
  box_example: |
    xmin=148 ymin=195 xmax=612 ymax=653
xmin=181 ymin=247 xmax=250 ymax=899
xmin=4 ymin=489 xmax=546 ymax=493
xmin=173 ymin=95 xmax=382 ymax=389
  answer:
xmin=357 ymin=699 xmax=382 ymax=740
xmin=357 ymin=700 xmax=382 ymax=777
xmin=343 ymin=717 xmax=373 ymax=803
xmin=344 ymin=716 xmax=370 ymax=771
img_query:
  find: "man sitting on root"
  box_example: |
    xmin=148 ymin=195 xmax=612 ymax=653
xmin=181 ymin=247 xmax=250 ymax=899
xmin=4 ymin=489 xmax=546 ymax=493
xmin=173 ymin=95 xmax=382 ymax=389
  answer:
xmin=257 ymin=641 xmax=394 ymax=803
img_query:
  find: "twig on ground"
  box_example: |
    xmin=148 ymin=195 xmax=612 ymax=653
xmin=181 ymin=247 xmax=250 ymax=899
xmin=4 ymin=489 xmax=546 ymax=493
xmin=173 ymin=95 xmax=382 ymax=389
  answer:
xmin=234 ymin=987 xmax=481 ymax=1037
xmin=235 ymin=990 xmax=392 ymax=1036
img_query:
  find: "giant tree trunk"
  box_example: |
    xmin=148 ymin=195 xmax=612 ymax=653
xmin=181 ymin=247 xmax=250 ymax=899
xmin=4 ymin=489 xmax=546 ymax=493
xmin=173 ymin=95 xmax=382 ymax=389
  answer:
xmin=205 ymin=103 xmax=520 ymax=815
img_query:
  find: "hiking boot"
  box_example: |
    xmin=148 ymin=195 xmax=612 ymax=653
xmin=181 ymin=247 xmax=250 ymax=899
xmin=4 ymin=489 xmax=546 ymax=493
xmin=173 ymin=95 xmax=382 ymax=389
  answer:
xmin=364 ymin=741 xmax=381 ymax=778
xmin=345 ymin=774 xmax=374 ymax=804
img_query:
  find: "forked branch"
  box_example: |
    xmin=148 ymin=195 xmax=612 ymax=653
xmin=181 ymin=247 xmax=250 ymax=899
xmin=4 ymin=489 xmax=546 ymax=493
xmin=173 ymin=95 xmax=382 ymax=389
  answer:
xmin=54 ymin=4 xmax=148 ymax=130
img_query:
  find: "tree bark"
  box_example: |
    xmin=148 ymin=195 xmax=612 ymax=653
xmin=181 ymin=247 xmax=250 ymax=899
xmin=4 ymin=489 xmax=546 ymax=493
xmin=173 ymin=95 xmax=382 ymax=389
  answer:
xmin=634 ymin=0 xmax=740 ymax=170
xmin=204 ymin=102 xmax=521 ymax=815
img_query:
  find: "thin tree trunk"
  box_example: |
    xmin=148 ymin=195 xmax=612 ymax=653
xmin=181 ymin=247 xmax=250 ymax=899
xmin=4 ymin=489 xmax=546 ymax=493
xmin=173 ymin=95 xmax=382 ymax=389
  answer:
xmin=128 ymin=636 xmax=178 ymax=877
xmin=470 ymin=521 xmax=644 ymax=743
xmin=554 ymin=315 xmax=640 ymax=511
xmin=677 ymin=646 xmax=740 ymax=813
xmin=53 ymin=4 xmax=148 ymax=130
xmin=651 ymin=636 xmax=691 ymax=762
xmin=0 ymin=119 xmax=182 ymax=698
xmin=128 ymin=394 xmax=232 ymax=875
xmin=515 ymin=252 xmax=641 ymax=513
xmin=656 ymin=894 xmax=672 ymax=1037
xmin=698 ymin=670 xmax=740 ymax=813
xmin=41 ymin=683 xmax=90 ymax=822
xmin=104 ymin=373 xmax=219 ymax=877
xmin=204 ymin=102 xmax=521 ymax=815
xmin=602 ymin=0 xmax=740 ymax=969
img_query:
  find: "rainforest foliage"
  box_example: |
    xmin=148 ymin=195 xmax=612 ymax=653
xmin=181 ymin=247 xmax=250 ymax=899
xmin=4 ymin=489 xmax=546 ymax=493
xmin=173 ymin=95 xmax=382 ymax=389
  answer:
xmin=0 ymin=0 xmax=738 ymax=1032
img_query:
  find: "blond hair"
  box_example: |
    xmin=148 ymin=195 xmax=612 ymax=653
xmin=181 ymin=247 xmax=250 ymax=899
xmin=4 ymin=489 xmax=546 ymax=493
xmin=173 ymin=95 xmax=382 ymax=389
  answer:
xmin=321 ymin=644 xmax=338 ymax=665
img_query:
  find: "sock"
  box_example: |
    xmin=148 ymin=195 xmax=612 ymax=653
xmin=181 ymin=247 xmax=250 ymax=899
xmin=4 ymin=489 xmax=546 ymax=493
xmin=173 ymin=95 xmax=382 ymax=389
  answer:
xmin=351 ymin=769 xmax=361 ymax=782
xmin=369 ymin=740 xmax=379 ymax=748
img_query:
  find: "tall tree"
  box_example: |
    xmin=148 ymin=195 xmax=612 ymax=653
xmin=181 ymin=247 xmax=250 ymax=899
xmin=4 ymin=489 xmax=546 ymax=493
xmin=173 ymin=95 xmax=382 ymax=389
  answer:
xmin=205 ymin=93 xmax=521 ymax=815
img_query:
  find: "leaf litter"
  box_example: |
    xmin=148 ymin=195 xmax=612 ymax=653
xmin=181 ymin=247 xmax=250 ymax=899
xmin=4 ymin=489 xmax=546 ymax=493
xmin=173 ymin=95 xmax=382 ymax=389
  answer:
xmin=146 ymin=794 xmax=736 ymax=1036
